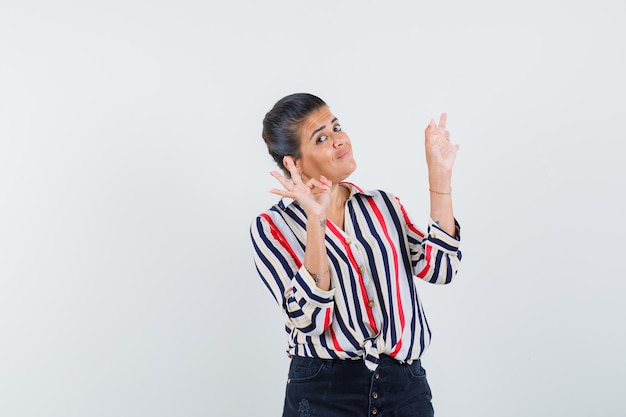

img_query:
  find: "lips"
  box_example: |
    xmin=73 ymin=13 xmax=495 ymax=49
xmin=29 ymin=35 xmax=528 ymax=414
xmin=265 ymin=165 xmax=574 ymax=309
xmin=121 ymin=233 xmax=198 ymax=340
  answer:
xmin=337 ymin=149 xmax=351 ymax=159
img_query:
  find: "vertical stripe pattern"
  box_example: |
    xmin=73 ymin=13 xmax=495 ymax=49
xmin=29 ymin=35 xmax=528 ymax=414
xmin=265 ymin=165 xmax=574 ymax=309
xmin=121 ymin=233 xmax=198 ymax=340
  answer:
xmin=250 ymin=183 xmax=462 ymax=370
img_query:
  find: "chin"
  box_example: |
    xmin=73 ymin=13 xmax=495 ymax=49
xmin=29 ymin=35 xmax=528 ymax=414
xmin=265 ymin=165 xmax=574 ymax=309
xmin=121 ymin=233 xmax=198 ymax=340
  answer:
xmin=347 ymin=161 xmax=357 ymax=176
xmin=338 ymin=165 xmax=357 ymax=183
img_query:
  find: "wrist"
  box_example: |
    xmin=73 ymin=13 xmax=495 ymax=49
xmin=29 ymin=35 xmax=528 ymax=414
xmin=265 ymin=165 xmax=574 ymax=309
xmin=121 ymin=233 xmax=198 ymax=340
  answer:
xmin=428 ymin=179 xmax=451 ymax=192
xmin=305 ymin=204 xmax=327 ymax=219
xmin=305 ymin=267 xmax=330 ymax=284
xmin=306 ymin=215 xmax=327 ymax=231
xmin=429 ymin=187 xmax=451 ymax=196
xmin=428 ymin=171 xmax=451 ymax=184
xmin=306 ymin=212 xmax=327 ymax=227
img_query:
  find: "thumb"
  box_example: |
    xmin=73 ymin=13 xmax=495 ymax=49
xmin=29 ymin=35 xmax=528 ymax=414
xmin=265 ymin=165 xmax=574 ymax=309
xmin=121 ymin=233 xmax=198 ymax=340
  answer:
xmin=425 ymin=119 xmax=435 ymax=133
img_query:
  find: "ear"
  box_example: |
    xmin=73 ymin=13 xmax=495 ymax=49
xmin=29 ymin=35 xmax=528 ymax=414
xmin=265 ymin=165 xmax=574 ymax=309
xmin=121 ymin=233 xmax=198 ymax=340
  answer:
xmin=282 ymin=155 xmax=293 ymax=170
xmin=283 ymin=155 xmax=302 ymax=172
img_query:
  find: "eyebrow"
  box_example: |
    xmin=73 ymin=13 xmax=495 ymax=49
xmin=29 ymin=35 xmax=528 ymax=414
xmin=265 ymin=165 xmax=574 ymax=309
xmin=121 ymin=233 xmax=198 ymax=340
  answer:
xmin=309 ymin=117 xmax=338 ymax=140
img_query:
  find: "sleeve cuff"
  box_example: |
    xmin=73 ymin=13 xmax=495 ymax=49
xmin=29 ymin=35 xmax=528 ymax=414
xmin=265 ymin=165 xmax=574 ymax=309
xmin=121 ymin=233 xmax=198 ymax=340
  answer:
xmin=427 ymin=217 xmax=461 ymax=252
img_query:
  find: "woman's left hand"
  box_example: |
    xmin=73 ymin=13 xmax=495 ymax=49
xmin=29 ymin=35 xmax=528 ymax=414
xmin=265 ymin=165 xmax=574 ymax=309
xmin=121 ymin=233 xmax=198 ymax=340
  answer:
xmin=424 ymin=113 xmax=459 ymax=180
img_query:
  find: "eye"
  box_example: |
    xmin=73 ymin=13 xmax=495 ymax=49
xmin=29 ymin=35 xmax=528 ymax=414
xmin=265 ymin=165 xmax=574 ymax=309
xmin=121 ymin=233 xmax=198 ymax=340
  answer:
xmin=316 ymin=135 xmax=328 ymax=144
xmin=334 ymin=124 xmax=342 ymax=132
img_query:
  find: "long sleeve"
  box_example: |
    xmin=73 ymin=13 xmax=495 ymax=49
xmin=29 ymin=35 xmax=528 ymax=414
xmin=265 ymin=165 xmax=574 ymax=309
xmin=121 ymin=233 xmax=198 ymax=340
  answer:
xmin=396 ymin=197 xmax=462 ymax=285
xmin=250 ymin=212 xmax=336 ymax=336
xmin=251 ymin=184 xmax=463 ymax=369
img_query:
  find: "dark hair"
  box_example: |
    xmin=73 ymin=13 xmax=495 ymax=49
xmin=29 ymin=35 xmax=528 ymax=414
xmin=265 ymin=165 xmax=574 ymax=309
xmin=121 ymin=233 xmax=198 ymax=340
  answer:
xmin=262 ymin=93 xmax=327 ymax=177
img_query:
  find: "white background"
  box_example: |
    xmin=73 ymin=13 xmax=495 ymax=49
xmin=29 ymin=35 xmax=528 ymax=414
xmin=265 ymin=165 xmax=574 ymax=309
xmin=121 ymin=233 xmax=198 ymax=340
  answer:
xmin=1 ymin=0 xmax=625 ymax=416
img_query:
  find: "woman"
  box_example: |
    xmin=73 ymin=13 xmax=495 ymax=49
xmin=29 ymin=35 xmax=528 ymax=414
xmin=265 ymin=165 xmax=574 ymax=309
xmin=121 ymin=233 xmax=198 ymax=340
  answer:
xmin=250 ymin=93 xmax=461 ymax=417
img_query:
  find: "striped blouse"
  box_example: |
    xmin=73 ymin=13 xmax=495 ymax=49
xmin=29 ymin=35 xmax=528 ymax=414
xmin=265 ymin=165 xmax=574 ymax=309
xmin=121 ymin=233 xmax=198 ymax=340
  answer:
xmin=250 ymin=182 xmax=462 ymax=371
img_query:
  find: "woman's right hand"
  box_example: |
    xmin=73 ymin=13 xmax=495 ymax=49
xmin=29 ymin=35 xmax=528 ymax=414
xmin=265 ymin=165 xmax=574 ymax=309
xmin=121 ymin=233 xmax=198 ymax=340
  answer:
xmin=270 ymin=156 xmax=331 ymax=220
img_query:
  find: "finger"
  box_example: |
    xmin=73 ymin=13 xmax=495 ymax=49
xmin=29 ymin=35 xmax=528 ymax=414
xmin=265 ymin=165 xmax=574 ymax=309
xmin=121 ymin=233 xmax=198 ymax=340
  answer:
xmin=305 ymin=178 xmax=317 ymax=188
xmin=308 ymin=177 xmax=330 ymax=191
xmin=438 ymin=113 xmax=447 ymax=130
xmin=319 ymin=175 xmax=332 ymax=189
xmin=269 ymin=188 xmax=292 ymax=198
xmin=270 ymin=171 xmax=292 ymax=190
xmin=424 ymin=118 xmax=435 ymax=134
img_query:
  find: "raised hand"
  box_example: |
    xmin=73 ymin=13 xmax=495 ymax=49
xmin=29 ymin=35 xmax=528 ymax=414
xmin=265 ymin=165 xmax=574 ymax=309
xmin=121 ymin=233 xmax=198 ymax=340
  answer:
xmin=425 ymin=113 xmax=457 ymax=235
xmin=424 ymin=113 xmax=459 ymax=178
xmin=270 ymin=156 xmax=332 ymax=220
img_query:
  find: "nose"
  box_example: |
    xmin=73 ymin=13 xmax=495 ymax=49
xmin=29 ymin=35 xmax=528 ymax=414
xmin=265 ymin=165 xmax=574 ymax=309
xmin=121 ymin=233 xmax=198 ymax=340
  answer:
xmin=332 ymin=134 xmax=345 ymax=148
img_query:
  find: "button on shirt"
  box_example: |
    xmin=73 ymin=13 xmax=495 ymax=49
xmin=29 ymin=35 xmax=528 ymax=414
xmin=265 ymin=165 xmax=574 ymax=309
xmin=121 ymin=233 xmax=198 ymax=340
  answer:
xmin=250 ymin=182 xmax=461 ymax=371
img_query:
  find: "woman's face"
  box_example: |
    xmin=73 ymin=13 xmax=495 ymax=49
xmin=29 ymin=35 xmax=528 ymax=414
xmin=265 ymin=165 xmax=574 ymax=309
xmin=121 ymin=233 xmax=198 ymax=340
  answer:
xmin=294 ymin=106 xmax=357 ymax=184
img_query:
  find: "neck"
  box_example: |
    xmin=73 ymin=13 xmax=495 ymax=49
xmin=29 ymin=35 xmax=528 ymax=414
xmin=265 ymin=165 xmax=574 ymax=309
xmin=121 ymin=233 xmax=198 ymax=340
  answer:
xmin=325 ymin=183 xmax=349 ymax=230
xmin=329 ymin=182 xmax=349 ymax=208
